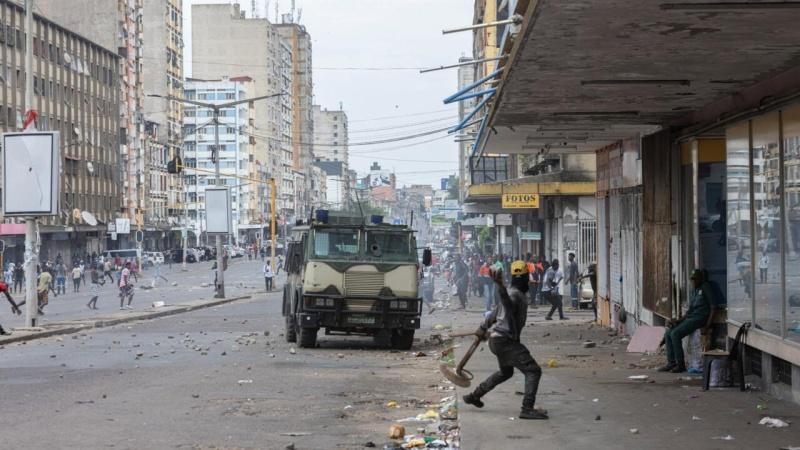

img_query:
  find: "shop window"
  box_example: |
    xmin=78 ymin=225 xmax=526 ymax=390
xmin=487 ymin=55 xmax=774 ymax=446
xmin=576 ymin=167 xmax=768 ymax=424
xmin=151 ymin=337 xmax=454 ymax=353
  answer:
xmin=752 ymin=112 xmax=781 ymax=336
xmin=726 ymin=121 xmax=752 ymax=324
xmin=783 ymin=105 xmax=800 ymax=340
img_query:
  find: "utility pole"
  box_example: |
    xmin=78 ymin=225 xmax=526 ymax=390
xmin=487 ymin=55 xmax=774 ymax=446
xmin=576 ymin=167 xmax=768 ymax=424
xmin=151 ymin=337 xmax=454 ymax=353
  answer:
xmin=23 ymin=0 xmax=37 ymax=327
xmin=182 ymin=171 xmax=188 ymax=271
xmin=149 ymin=91 xmax=285 ymax=299
xmin=270 ymin=178 xmax=277 ymax=286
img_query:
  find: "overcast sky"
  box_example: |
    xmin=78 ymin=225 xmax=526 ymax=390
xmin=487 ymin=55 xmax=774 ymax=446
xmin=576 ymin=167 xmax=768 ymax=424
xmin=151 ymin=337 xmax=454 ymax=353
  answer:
xmin=184 ymin=0 xmax=472 ymax=188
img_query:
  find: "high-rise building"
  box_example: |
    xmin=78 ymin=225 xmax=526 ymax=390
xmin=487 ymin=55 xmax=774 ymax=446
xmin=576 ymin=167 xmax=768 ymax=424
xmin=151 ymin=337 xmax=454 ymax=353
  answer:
xmin=182 ymin=77 xmax=258 ymax=245
xmin=38 ymin=0 xmax=184 ymax=251
xmin=191 ymin=3 xmax=293 ymax=223
xmin=276 ymin=22 xmax=313 ymax=217
xmin=312 ymin=105 xmax=349 ymax=204
xmin=0 ymin=0 xmax=122 ymax=263
xmin=143 ymin=0 xmax=184 ymax=236
xmin=456 ymin=56 xmax=475 ymax=201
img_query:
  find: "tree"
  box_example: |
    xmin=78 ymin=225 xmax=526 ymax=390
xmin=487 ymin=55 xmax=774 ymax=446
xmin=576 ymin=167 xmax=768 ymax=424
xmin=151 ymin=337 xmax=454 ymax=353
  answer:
xmin=446 ymin=175 xmax=460 ymax=200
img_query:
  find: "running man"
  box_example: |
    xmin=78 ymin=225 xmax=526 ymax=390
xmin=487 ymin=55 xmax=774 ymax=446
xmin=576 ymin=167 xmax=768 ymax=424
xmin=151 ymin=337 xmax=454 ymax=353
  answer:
xmin=0 ymin=280 xmax=22 ymax=335
xmin=119 ymin=262 xmax=134 ymax=310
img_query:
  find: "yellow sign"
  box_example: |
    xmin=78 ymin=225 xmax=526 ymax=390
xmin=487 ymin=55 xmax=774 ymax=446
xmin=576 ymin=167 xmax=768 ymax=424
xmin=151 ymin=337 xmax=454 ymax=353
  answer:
xmin=502 ymin=193 xmax=540 ymax=209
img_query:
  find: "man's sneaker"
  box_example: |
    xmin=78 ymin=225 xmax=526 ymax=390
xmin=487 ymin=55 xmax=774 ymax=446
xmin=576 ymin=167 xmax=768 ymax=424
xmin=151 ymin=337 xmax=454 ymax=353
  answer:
xmin=670 ymin=363 xmax=687 ymax=373
xmin=462 ymin=394 xmax=484 ymax=409
xmin=519 ymin=408 xmax=549 ymax=420
xmin=545 ymin=316 xmax=553 ymax=321
xmin=657 ymin=362 xmax=677 ymax=372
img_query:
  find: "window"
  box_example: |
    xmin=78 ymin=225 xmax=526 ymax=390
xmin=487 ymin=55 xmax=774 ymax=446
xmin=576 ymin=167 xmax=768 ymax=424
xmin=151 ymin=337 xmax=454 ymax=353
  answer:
xmin=365 ymin=232 xmax=413 ymax=261
xmin=784 ymin=105 xmax=800 ymax=341
xmin=726 ymin=122 xmax=753 ymax=325
xmin=752 ymin=112 xmax=781 ymax=336
xmin=312 ymin=229 xmax=359 ymax=258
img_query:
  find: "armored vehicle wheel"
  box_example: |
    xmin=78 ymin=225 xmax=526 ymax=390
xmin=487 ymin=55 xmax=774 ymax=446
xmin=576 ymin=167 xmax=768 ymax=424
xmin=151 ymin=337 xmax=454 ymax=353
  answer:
xmin=299 ymin=327 xmax=318 ymax=348
xmin=391 ymin=329 xmax=415 ymax=350
xmin=285 ymin=316 xmax=297 ymax=343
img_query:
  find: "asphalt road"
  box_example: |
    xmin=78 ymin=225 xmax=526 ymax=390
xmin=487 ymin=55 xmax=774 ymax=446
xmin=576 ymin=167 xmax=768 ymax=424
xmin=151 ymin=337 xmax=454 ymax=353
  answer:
xmin=0 ymin=287 xmax=456 ymax=450
xmin=1 ymin=257 xmax=270 ymax=328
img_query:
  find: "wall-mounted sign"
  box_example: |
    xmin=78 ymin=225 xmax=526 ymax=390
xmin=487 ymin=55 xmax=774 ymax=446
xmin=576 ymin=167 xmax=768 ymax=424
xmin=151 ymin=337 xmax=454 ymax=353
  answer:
xmin=520 ymin=231 xmax=541 ymax=241
xmin=502 ymin=193 xmax=539 ymax=209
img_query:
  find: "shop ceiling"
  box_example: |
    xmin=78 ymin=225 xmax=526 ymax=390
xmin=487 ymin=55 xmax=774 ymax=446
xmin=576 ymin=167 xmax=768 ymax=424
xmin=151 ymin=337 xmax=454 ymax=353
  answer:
xmin=481 ymin=0 xmax=800 ymax=155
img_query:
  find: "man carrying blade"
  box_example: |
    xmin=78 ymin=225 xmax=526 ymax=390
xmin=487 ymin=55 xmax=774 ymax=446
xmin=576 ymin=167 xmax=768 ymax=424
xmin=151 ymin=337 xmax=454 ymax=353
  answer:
xmin=462 ymin=261 xmax=548 ymax=420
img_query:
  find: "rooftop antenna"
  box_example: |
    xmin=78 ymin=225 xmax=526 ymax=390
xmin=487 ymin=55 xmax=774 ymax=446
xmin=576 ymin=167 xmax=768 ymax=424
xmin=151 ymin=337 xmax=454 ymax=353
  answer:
xmin=275 ymin=0 xmax=279 ymax=23
xmin=290 ymin=0 xmax=295 ymax=22
xmin=297 ymin=7 xmax=302 ymax=23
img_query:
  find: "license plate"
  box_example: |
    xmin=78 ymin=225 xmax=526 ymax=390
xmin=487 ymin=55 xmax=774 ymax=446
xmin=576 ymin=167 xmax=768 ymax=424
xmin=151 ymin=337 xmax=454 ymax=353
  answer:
xmin=347 ymin=315 xmax=376 ymax=325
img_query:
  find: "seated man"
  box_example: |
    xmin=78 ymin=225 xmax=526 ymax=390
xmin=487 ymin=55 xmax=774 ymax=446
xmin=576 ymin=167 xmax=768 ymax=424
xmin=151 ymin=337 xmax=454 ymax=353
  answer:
xmin=659 ymin=269 xmax=717 ymax=373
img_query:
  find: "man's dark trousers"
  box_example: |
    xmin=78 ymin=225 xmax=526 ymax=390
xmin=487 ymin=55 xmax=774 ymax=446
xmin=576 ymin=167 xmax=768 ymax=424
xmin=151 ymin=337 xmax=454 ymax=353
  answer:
xmin=471 ymin=336 xmax=542 ymax=410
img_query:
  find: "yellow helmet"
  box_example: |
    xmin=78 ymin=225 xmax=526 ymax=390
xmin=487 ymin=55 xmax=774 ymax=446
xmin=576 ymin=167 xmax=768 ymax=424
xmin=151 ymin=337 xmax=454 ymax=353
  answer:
xmin=510 ymin=260 xmax=528 ymax=277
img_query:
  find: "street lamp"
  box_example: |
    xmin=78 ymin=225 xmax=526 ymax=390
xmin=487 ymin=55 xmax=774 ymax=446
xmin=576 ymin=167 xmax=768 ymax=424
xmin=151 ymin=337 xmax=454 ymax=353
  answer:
xmin=148 ymin=92 xmax=285 ymax=298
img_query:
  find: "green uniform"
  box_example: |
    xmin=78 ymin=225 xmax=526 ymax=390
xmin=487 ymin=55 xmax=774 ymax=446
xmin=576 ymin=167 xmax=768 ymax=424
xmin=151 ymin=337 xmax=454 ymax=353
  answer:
xmin=665 ymin=283 xmax=715 ymax=365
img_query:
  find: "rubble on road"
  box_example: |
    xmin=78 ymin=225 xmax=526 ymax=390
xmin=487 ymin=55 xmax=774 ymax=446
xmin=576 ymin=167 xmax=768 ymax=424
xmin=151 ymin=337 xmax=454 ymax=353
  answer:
xmin=760 ymin=417 xmax=790 ymax=428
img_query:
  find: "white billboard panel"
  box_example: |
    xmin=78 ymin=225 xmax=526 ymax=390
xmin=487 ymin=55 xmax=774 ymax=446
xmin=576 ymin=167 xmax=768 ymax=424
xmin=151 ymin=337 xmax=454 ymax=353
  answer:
xmin=205 ymin=187 xmax=232 ymax=234
xmin=2 ymin=132 xmax=61 ymax=216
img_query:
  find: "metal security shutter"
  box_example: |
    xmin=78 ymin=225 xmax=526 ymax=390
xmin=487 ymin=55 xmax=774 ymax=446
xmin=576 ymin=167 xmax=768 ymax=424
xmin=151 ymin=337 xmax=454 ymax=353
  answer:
xmin=609 ymin=195 xmax=622 ymax=306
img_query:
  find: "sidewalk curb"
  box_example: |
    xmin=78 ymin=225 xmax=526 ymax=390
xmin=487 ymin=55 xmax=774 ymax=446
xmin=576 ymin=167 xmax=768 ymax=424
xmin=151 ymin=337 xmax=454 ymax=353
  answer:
xmin=0 ymin=294 xmax=253 ymax=346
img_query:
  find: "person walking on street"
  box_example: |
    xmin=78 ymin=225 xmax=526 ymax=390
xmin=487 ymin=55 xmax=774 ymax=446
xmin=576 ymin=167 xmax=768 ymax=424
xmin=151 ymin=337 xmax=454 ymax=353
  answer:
xmin=0 ymin=280 xmax=22 ymax=335
xmin=566 ymin=252 xmax=580 ymax=309
xmin=580 ymin=263 xmax=598 ymax=321
xmin=71 ymin=264 xmax=82 ymax=293
xmin=36 ymin=268 xmax=55 ymax=314
xmin=543 ymin=259 xmax=567 ymax=320
xmin=103 ymin=259 xmax=114 ymax=284
xmin=462 ymin=261 xmax=547 ymax=420
xmin=4 ymin=264 xmax=13 ymax=286
xmin=55 ymin=262 xmax=67 ymax=295
xmin=479 ymin=260 xmax=493 ymax=311
xmin=13 ymin=263 xmax=24 ymax=294
xmin=150 ymin=261 xmax=168 ymax=288
xmin=79 ymin=260 xmax=86 ymax=287
xmin=454 ymin=256 xmax=469 ymax=309
xmin=263 ymin=261 xmax=274 ymax=292
xmin=119 ymin=262 xmax=134 ymax=310
xmin=759 ymin=253 xmax=769 ymax=283
xmin=86 ymin=264 xmax=105 ymax=310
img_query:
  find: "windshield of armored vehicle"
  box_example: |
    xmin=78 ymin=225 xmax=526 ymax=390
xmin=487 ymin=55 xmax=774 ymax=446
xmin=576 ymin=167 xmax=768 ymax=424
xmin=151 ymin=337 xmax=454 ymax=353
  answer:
xmin=312 ymin=229 xmax=360 ymax=259
xmin=365 ymin=231 xmax=414 ymax=262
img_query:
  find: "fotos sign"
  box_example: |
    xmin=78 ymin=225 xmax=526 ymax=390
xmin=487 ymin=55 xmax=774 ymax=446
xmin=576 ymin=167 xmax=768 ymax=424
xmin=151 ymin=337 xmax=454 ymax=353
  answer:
xmin=502 ymin=193 xmax=539 ymax=209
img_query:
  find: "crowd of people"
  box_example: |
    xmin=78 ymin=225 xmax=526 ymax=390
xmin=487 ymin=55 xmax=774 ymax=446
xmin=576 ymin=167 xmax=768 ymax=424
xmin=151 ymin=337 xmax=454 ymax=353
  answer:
xmin=1 ymin=253 xmax=149 ymax=319
xmin=426 ymin=250 xmax=597 ymax=320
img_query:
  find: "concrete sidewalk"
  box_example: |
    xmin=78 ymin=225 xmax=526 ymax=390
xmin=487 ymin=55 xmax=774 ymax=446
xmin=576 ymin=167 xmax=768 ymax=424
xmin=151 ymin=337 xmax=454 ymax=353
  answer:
xmin=454 ymin=312 xmax=800 ymax=449
xmin=0 ymin=294 xmax=254 ymax=346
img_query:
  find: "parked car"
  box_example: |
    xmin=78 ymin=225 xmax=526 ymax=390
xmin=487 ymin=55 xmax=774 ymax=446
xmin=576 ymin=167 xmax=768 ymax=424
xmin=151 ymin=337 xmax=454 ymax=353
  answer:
xmin=172 ymin=249 xmax=197 ymax=264
xmin=143 ymin=252 xmax=165 ymax=267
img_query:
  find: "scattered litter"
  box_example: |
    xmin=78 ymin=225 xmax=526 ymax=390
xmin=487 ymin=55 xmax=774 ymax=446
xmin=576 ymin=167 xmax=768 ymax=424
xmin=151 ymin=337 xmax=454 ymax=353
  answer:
xmin=192 ymin=394 xmax=200 ymax=399
xmin=547 ymin=359 xmax=559 ymax=368
xmin=712 ymin=435 xmax=735 ymax=441
xmin=692 ymin=415 xmax=702 ymax=421
xmin=364 ymin=442 xmax=376 ymax=448
xmin=337 ymin=353 xmax=345 ymax=359
xmin=388 ymin=424 xmax=405 ymax=439
xmin=757 ymin=404 xmax=768 ymax=411
xmin=152 ymin=301 xmax=165 ymax=308
xmin=582 ymin=341 xmax=596 ymax=348
xmin=628 ymin=375 xmax=649 ymax=381
xmin=280 ymin=432 xmax=312 ymax=437
xmin=237 ymin=379 xmax=253 ymax=385
xmin=402 ymin=438 xmax=426 ymax=449
xmin=595 ymin=415 xmax=601 ymax=421
xmin=509 ymin=417 xmax=515 ymax=421
xmin=289 ymin=347 xmax=296 ymax=354
xmin=417 ymin=410 xmax=439 ymax=420
xmin=413 ymin=351 xmax=427 ymax=357
xmin=630 ymin=429 xmax=639 ymax=434
xmin=759 ymin=417 xmax=789 ymax=428
xmin=592 ymin=398 xmax=599 ymax=403
xmin=343 ymin=405 xmax=353 ymax=410
xmin=386 ymin=400 xmax=399 ymax=408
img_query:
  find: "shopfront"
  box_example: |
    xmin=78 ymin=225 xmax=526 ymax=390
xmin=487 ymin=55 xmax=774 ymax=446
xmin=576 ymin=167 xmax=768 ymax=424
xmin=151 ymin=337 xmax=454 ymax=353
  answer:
xmin=724 ymin=102 xmax=800 ymax=397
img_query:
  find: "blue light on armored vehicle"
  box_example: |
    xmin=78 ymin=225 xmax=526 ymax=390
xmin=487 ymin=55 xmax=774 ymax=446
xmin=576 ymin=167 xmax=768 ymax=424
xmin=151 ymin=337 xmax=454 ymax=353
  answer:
xmin=316 ymin=209 xmax=329 ymax=223
xmin=370 ymin=215 xmax=383 ymax=224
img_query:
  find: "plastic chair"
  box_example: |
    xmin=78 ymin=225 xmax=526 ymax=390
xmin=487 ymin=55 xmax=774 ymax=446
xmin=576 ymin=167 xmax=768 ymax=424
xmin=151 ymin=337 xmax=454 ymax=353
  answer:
xmin=702 ymin=322 xmax=750 ymax=391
